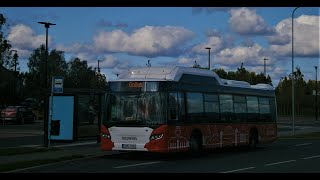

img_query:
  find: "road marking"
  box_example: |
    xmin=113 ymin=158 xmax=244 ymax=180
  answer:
xmin=113 ymin=161 xmax=162 ymax=169
xmin=220 ymin=167 xmax=255 ymax=173
xmin=294 ymin=143 xmax=312 ymax=147
xmin=265 ymin=160 xmax=296 ymax=166
xmin=302 ymin=155 xmax=320 ymax=160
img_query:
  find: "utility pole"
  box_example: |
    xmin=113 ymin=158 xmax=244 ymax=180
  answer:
xmin=38 ymin=21 xmax=56 ymax=148
xmin=291 ymin=7 xmax=300 ymax=136
xmin=263 ymin=58 xmax=268 ymax=76
xmin=205 ymin=47 xmax=211 ymax=70
xmin=316 ymin=66 xmax=318 ymax=121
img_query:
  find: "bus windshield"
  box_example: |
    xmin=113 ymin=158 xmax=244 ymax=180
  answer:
xmin=105 ymin=92 xmax=167 ymax=126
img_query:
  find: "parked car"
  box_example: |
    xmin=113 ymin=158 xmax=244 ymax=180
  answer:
xmin=0 ymin=106 xmax=36 ymax=124
xmin=20 ymin=98 xmax=39 ymax=109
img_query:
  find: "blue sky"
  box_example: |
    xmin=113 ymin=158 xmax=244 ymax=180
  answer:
xmin=1 ymin=7 xmax=319 ymax=86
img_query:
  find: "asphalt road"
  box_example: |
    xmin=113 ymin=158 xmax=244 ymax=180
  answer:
xmin=13 ymin=138 xmax=320 ymax=173
xmin=1 ymin=121 xmax=320 ymax=148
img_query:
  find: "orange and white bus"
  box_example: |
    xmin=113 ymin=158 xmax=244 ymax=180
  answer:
xmin=100 ymin=66 xmax=277 ymax=153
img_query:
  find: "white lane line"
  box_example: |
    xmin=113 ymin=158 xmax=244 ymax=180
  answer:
xmin=302 ymin=155 xmax=320 ymax=160
xmin=294 ymin=143 xmax=312 ymax=147
xmin=220 ymin=167 xmax=255 ymax=173
xmin=265 ymin=160 xmax=296 ymax=166
xmin=113 ymin=161 xmax=162 ymax=169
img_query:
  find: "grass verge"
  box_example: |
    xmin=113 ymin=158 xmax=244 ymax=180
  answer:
xmin=0 ymin=154 xmax=85 ymax=172
xmin=0 ymin=147 xmax=59 ymax=156
xmin=279 ymin=132 xmax=320 ymax=139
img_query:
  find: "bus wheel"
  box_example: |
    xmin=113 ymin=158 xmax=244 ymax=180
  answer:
xmin=189 ymin=133 xmax=202 ymax=152
xmin=248 ymin=130 xmax=258 ymax=150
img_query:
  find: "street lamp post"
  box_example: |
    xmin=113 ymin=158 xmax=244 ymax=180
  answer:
xmin=292 ymin=7 xmax=299 ymax=136
xmin=38 ymin=21 xmax=56 ymax=148
xmin=263 ymin=58 xmax=268 ymax=76
xmin=205 ymin=47 xmax=211 ymax=70
xmin=315 ymin=66 xmax=318 ymax=122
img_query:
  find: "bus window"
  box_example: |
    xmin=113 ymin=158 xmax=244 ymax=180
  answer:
xmin=259 ymin=97 xmax=271 ymax=122
xmin=178 ymin=92 xmax=186 ymax=121
xmin=169 ymin=92 xmax=178 ymax=120
xmin=270 ymin=98 xmax=277 ymax=122
xmin=234 ymin=95 xmax=247 ymax=122
xmin=247 ymin=96 xmax=259 ymax=122
xmin=186 ymin=92 xmax=204 ymax=122
xmin=219 ymin=94 xmax=233 ymax=122
xmin=204 ymin=94 xmax=219 ymax=122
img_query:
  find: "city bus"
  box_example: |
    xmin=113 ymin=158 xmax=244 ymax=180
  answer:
xmin=100 ymin=66 xmax=277 ymax=153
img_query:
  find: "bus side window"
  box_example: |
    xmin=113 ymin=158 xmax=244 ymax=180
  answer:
xmin=178 ymin=92 xmax=186 ymax=121
xmin=259 ymin=97 xmax=271 ymax=122
xmin=234 ymin=95 xmax=247 ymax=122
xmin=219 ymin=94 xmax=233 ymax=122
xmin=169 ymin=92 xmax=178 ymax=120
xmin=247 ymin=96 xmax=259 ymax=122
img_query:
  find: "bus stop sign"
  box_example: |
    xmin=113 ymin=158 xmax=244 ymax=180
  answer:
xmin=53 ymin=76 xmax=64 ymax=93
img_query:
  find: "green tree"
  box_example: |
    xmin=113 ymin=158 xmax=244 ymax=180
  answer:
xmin=213 ymin=68 xmax=228 ymax=79
xmin=25 ymin=45 xmax=67 ymax=100
xmin=64 ymin=57 xmax=107 ymax=89
xmin=0 ymin=13 xmax=13 ymax=69
xmin=276 ymin=67 xmax=309 ymax=117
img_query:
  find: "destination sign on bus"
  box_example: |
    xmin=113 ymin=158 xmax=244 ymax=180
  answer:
xmin=110 ymin=81 xmax=159 ymax=92
xmin=128 ymin=82 xmax=143 ymax=88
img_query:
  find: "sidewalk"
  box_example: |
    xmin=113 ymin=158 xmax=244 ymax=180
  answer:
xmin=277 ymin=116 xmax=320 ymax=125
xmin=0 ymin=141 xmax=116 ymax=172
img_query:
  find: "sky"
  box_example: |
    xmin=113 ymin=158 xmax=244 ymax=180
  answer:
xmin=0 ymin=7 xmax=319 ymax=86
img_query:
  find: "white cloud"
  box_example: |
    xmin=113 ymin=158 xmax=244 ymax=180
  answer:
xmin=7 ymin=24 xmax=55 ymax=59
xmin=100 ymin=55 xmax=118 ymax=68
xmin=268 ymin=15 xmax=319 ymax=57
xmin=229 ymin=8 xmax=275 ymax=35
xmin=93 ymin=26 xmax=194 ymax=57
xmin=11 ymin=48 xmax=32 ymax=59
xmin=178 ymin=57 xmax=193 ymax=64
xmin=56 ymin=43 xmax=92 ymax=54
xmin=74 ymin=53 xmax=97 ymax=64
xmin=192 ymin=35 xmax=225 ymax=54
xmin=8 ymin=24 xmax=52 ymax=51
xmin=215 ymin=44 xmax=269 ymax=66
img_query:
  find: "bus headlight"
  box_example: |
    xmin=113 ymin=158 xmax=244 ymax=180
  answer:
xmin=101 ymin=133 xmax=111 ymax=139
xmin=149 ymin=133 xmax=163 ymax=141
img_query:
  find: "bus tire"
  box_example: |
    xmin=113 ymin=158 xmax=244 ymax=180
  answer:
xmin=189 ymin=133 xmax=202 ymax=152
xmin=248 ymin=130 xmax=258 ymax=150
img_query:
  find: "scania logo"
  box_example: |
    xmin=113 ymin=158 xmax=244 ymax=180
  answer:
xmin=122 ymin=137 xmax=137 ymax=140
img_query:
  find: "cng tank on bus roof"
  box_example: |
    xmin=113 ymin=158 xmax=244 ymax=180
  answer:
xmin=115 ymin=66 xmax=223 ymax=83
xmin=113 ymin=66 xmax=274 ymax=91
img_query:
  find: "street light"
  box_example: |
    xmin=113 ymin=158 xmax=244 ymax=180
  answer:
xmin=38 ymin=21 xmax=56 ymax=148
xmin=205 ymin=47 xmax=211 ymax=70
xmin=315 ymin=66 xmax=318 ymax=122
xmin=263 ymin=58 xmax=268 ymax=76
xmin=291 ymin=7 xmax=299 ymax=136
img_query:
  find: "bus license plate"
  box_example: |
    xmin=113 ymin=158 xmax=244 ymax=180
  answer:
xmin=122 ymin=144 xmax=136 ymax=149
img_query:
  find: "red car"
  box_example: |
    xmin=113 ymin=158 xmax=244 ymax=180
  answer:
xmin=1 ymin=106 xmax=36 ymax=125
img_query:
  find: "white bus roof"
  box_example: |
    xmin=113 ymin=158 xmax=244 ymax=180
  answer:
xmin=112 ymin=66 xmax=274 ymax=91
